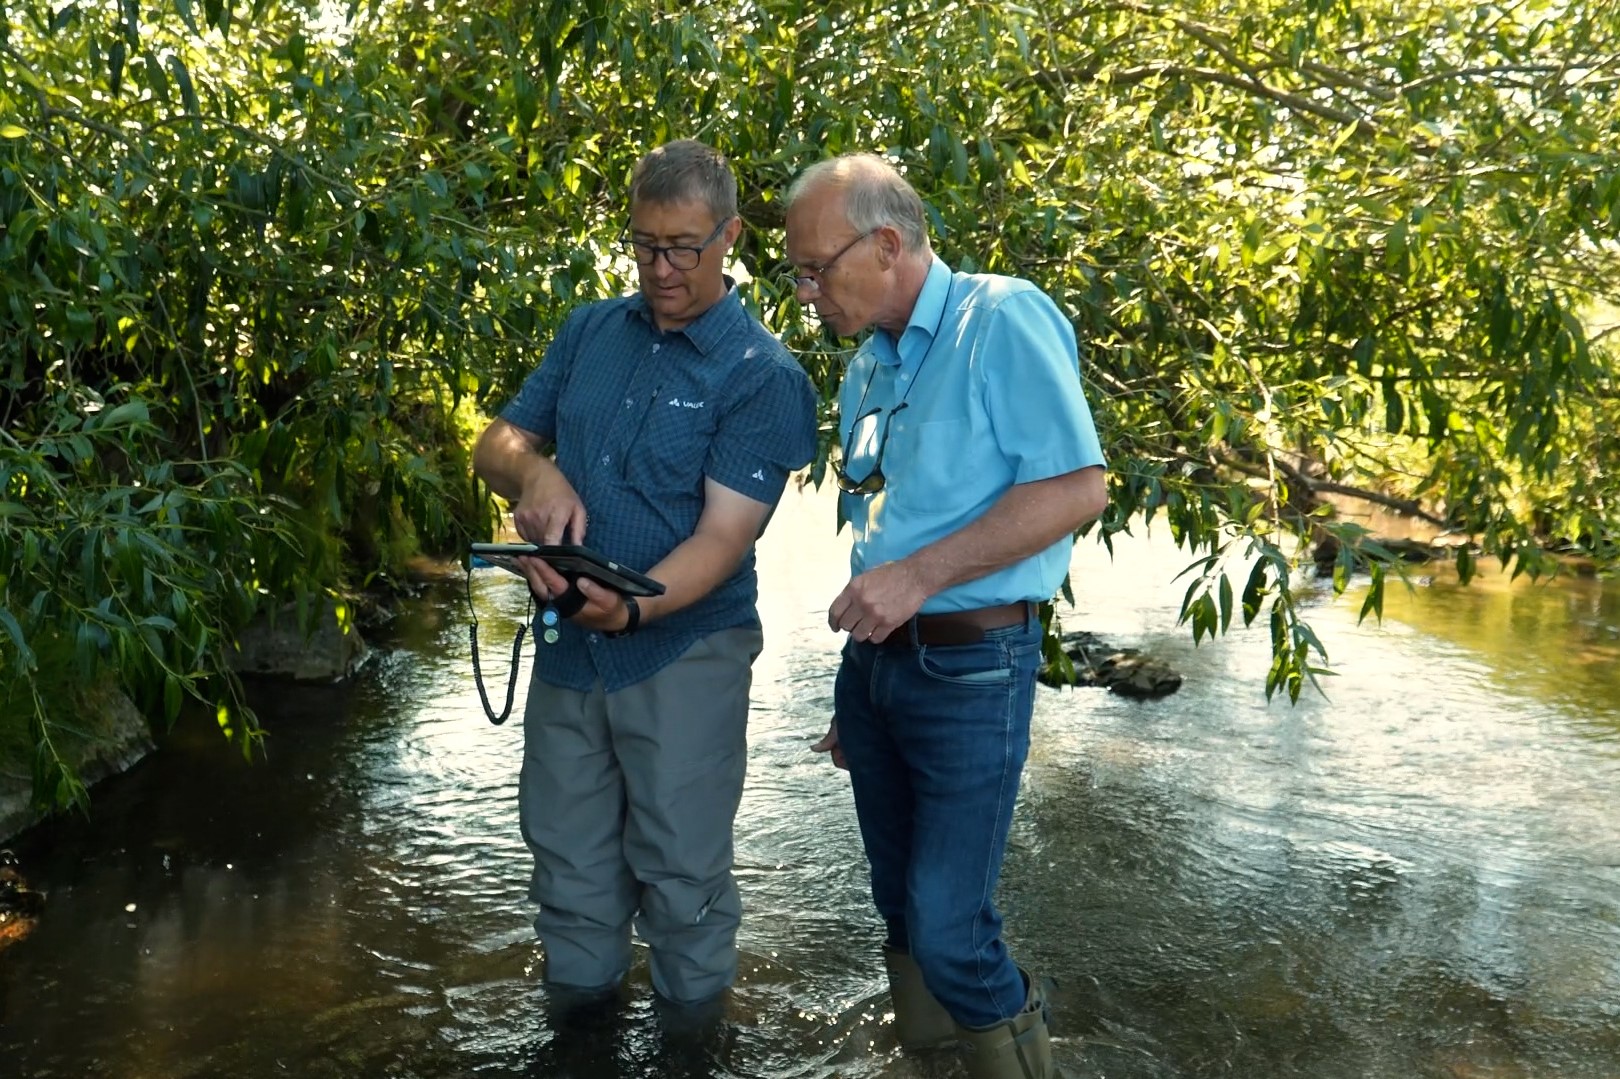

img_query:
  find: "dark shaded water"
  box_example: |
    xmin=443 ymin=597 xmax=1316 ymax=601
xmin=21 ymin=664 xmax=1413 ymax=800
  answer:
xmin=4 ymin=486 xmax=1619 ymax=1078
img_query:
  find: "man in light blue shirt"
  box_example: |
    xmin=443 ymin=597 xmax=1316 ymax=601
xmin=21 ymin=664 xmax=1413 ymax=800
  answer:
xmin=784 ymin=153 xmax=1106 ymax=1079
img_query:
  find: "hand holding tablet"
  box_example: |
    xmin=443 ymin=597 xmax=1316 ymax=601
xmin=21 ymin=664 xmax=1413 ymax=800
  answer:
xmin=465 ymin=542 xmax=663 ymax=720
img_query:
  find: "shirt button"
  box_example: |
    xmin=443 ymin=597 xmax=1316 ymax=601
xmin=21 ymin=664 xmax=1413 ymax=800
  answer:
xmin=624 ymin=399 xmax=633 ymax=408
xmin=601 ymin=454 xmax=611 ymax=465
xmin=651 ymin=343 xmax=661 ymax=353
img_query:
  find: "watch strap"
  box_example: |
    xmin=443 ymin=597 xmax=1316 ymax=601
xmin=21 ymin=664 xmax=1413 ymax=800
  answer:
xmin=605 ymin=594 xmax=640 ymax=638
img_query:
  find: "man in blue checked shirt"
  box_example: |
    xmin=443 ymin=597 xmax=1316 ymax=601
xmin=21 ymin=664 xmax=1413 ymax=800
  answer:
xmin=784 ymin=154 xmax=1107 ymax=1079
xmin=472 ymin=140 xmax=816 ymax=1027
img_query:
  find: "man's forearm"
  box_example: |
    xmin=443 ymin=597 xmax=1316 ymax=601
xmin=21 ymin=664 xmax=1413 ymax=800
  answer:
xmin=903 ymin=466 xmax=1107 ymax=598
xmin=637 ymin=530 xmax=752 ymax=623
xmin=472 ymin=419 xmax=559 ymax=502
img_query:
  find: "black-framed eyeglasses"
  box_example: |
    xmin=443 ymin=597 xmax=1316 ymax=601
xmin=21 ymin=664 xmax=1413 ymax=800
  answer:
xmin=835 ymin=401 xmax=909 ymax=495
xmin=620 ymin=217 xmax=732 ymax=271
xmin=786 ymin=230 xmax=876 ymax=297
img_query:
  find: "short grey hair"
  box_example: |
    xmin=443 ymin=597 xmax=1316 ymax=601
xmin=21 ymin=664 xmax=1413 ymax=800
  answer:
xmin=630 ymin=139 xmax=738 ymax=223
xmin=785 ymin=153 xmax=930 ymax=254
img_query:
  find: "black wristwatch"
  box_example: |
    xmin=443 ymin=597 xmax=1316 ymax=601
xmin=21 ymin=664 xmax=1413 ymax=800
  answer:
xmin=604 ymin=595 xmax=640 ymax=639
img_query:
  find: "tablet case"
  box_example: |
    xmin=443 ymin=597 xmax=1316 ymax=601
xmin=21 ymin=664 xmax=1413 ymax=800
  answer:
xmin=468 ymin=543 xmax=666 ymax=597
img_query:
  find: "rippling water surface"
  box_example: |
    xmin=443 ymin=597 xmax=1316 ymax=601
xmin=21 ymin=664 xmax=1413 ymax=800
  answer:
xmin=4 ymin=484 xmax=1619 ymax=1078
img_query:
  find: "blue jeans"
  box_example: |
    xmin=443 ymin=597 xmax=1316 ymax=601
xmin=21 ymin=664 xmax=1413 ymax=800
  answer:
xmin=833 ymin=614 xmax=1043 ymax=1029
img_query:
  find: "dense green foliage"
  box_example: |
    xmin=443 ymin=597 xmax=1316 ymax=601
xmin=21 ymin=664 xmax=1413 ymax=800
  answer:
xmin=2 ymin=0 xmax=1617 ymax=811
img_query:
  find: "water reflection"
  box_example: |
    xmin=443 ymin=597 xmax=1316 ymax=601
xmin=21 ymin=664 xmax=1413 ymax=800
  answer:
xmin=2 ymin=488 xmax=1618 ymax=1078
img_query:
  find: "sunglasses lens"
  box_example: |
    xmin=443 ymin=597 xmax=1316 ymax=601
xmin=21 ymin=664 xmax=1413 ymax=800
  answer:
xmin=834 ymin=468 xmax=884 ymax=495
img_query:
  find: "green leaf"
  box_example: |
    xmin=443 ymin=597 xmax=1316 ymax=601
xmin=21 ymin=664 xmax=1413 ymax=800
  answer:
xmin=1240 ymin=560 xmax=1268 ymax=623
xmin=0 ymin=608 xmax=36 ymax=671
xmin=93 ymin=400 xmax=152 ymax=430
xmin=167 ymin=55 xmax=201 ymax=116
xmin=164 ymin=674 xmax=184 ymax=722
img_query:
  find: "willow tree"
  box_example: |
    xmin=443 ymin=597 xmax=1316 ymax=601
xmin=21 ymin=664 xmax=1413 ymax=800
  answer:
xmin=0 ymin=0 xmax=526 ymax=806
xmin=3 ymin=0 xmax=1617 ymax=811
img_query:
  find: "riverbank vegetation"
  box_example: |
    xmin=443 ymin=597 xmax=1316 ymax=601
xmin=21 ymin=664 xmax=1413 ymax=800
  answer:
xmin=3 ymin=0 xmax=1616 ymax=814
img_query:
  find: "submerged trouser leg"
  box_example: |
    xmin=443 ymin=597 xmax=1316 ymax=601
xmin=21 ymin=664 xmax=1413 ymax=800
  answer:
xmin=613 ymin=626 xmax=761 ymax=1004
xmin=520 ymin=676 xmax=636 ymax=989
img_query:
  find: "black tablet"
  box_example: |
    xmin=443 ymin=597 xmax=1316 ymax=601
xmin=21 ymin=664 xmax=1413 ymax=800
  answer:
xmin=469 ymin=543 xmax=666 ymax=597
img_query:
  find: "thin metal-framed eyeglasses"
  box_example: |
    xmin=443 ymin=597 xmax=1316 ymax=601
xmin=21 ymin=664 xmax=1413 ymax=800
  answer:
xmin=785 ymin=230 xmax=877 ymax=298
xmin=835 ymin=401 xmax=910 ymax=495
xmin=620 ymin=217 xmax=732 ymax=271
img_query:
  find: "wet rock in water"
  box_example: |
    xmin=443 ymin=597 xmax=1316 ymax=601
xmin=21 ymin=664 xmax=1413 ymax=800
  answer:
xmin=0 ymin=849 xmax=43 ymax=951
xmin=1096 ymin=652 xmax=1184 ymax=699
xmin=1039 ymin=631 xmax=1182 ymax=699
xmin=231 ymin=598 xmax=371 ymax=683
xmin=0 ymin=681 xmax=155 ymax=844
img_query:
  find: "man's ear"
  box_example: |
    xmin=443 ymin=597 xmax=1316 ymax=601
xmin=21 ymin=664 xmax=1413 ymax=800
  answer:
xmin=722 ymin=215 xmax=744 ymax=252
xmin=874 ymin=224 xmax=903 ymax=268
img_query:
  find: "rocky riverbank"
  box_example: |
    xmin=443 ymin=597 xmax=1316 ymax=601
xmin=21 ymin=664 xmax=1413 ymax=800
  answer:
xmin=0 ymin=598 xmax=371 ymax=846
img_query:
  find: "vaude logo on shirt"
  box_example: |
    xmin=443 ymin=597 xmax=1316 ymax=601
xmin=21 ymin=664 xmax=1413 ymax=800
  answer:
xmin=667 ymin=397 xmax=705 ymax=409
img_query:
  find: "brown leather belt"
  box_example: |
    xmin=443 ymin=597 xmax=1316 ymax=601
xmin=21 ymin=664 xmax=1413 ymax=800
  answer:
xmin=876 ymin=601 xmax=1034 ymax=649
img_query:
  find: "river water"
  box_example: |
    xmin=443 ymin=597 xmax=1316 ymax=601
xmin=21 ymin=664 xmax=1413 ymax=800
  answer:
xmin=4 ymin=483 xmax=1618 ymax=1078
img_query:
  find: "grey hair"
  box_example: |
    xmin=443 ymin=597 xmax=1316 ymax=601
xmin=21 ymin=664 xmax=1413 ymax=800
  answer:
xmin=630 ymin=139 xmax=738 ymax=223
xmin=785 ymin=153 xmax=930 ymax=254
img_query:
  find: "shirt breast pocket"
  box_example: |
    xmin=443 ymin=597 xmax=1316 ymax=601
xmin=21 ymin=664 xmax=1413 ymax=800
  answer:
xmin=888 ymin=417 xmax=970 ymax=514
xmin=626 ymin=400 xmax=714 ymax=495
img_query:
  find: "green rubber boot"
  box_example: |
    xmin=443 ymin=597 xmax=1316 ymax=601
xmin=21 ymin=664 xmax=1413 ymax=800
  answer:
xmin=882 ymin=946 xmax=957 ymax=1050
xmin=955 ymin=970 xmax=1053 ymax=1079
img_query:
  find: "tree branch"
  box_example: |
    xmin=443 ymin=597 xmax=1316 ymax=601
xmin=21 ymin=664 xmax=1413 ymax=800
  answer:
xmin=1028 ymin=60 xmax=1386 ymax=140
xmin=1400 ymin=64 xmax=1565 ymax=92
xmin=1257 ymin=452 xmax=1451 ymax=528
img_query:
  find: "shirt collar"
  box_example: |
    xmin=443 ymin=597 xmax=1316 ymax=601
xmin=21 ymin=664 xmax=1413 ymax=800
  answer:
xmin=871 ymin=258 xmax=951 ymax=373
xmin=626 ymin=277 xmax=746 ymax=355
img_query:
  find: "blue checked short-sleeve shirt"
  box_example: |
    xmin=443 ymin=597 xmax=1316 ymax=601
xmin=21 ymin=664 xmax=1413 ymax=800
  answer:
xmin=500 ymin=283 xmax=817 ymax=692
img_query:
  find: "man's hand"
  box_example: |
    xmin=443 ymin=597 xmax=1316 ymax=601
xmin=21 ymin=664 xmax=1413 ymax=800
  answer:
xmin=811 ymin=719 xmax=848 ymax=771
xmin=518 ymin=558 xmax=632 ymax=634
xmin=827 ymin=560 xmax=928 ymax=644
xmin=512 ymin=472 xmax=587 ymax=546
xmin=473 ymin=419 xmax=586 ymax=543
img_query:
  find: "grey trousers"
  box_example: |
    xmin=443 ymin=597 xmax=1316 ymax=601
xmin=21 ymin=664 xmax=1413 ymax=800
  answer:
xmin=519 ymin=625 xmax=762 ymax=1004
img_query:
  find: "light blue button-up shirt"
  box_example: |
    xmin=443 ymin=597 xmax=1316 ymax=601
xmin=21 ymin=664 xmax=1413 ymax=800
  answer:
xmin=837 ymin=258 xmax=1106 ymax=613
